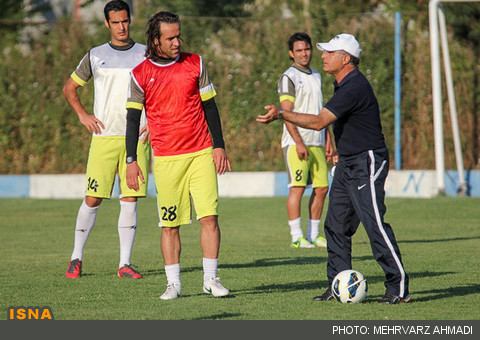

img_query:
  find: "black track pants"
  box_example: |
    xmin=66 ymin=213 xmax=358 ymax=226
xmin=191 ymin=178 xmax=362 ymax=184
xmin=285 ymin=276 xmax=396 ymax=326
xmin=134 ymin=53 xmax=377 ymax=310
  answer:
xmin=324 ymin=148 xmax=409 ymax=297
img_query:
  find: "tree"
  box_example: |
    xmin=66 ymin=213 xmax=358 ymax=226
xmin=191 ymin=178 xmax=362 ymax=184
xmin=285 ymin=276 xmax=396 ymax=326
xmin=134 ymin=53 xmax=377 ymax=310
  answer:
xmin=0 ymin=0 xmax=24 ymax=20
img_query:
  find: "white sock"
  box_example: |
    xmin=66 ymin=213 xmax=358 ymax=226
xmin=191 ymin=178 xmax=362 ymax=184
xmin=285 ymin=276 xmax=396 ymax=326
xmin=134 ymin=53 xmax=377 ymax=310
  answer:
xmin=71 ymin=199 xmax=99 ymax=261
xmin=288 ymin=217 xmax=303 ymax=242
xmin=307 ymin=219 xmax=321 ymax=242
xmin=203 ymin=257 xmax=218 ymax=282
xmin=118 ymin=200 xmax=138 ymax=268
xmin=165 ymin=263 xmax=181 ymax=285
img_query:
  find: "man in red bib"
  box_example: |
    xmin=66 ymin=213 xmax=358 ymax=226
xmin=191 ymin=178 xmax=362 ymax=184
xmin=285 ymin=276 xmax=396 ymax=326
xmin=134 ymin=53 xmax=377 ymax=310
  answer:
xmin=125 ymin=11 xmax=231 ymax=300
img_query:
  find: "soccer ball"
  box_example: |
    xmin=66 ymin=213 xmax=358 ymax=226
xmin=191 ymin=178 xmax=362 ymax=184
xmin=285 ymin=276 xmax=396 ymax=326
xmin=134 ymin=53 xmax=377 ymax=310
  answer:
xmin=331 ymin=269 xmax=368 ymax=303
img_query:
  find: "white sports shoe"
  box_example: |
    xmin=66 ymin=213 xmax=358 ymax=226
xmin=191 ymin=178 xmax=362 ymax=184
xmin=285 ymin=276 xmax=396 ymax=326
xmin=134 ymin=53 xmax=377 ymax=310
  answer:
xmin=312 ymin=236 xmax=327 ymax=248
xmin=291 ymin=237 xmax=315 ymax=248
xmin=203 ymin=277 xmax=229 ymax=297
xmin=160 ymin=282 xmax=181 ymax=300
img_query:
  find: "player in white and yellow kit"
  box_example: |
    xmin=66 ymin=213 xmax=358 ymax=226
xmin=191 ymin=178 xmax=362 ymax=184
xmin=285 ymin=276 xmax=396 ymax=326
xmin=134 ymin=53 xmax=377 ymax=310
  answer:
xmin=63 ymin=1 xmax=149 ymax=279
xmin=278 ymin=33 xmax=332 ymax=249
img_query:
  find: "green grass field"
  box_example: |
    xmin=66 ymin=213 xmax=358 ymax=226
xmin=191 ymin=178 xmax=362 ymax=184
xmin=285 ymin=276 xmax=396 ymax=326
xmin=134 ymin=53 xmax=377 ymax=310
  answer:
xmin=1 ymin=196 xmax=479 ymax=320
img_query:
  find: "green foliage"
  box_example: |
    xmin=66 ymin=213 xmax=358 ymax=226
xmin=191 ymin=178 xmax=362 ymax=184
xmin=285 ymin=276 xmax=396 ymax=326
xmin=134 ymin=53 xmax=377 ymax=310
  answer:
xmin=136 ymin=0 xmax=253 ymax=18
xmin=1 ymin=1 xmax=480 ymax=174
xmin=0 ymin=21 xmax=107 ymax=174
xmin=0 ymin=196 xmax=479 ymax=320
xmin=445 ymin=2 xmax=480 ymax=47
xmin=0 ymin=0 xmax=24 ymax=20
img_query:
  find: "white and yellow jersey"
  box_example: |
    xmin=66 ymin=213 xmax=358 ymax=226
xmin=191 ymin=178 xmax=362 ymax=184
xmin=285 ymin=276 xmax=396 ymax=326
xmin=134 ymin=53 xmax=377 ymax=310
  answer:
xmin=71 ymin=41 xmax=147 ymax=137
xmin=277 ymin=65 xmax=325 ymax=148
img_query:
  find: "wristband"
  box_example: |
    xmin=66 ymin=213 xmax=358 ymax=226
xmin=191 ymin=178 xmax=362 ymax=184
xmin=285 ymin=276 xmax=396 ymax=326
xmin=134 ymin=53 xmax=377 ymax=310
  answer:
xmin=278 ymin=108 xmax=283 ymax=120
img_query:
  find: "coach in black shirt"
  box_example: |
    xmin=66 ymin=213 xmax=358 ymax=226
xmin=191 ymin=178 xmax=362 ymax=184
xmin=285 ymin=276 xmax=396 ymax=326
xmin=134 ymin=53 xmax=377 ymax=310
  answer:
xmin=257 ymin=33 xmax=410 ymax=304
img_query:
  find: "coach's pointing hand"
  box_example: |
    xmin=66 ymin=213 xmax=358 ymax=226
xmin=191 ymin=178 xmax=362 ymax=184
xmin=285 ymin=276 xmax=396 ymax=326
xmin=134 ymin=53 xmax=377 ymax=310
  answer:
xmin=256 ymin=105 xmax=280 ymax=124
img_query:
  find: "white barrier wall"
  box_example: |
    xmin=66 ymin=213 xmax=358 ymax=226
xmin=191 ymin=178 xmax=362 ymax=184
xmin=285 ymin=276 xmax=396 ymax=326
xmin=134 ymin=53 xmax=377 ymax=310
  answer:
xmin=385 ymin=170 xmax=438 ymax=198
xmin=30 ymin=174 xmax=86 ymax=199
xmin=217 ymin=172 xmax=277 ymax=197
xmin=0 ymin=170 xmax=478 ymax=199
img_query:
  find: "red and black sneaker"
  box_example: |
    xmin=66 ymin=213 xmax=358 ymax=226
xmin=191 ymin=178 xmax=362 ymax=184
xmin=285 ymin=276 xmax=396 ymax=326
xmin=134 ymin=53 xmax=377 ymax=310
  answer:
xmin=118 ymin=264 xmax=143 ymax=279
xmin=66 ymin=259 xmax=82 ymax=278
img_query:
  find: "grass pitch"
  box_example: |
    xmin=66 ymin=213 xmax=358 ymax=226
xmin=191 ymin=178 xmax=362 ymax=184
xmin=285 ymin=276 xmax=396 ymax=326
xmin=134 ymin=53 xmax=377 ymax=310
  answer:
xmin=1 ymin=196 xmax=479 ymax=320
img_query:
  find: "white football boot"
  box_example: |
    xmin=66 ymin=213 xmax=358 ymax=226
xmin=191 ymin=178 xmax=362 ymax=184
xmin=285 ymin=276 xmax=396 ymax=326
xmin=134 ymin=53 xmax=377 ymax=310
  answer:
xmin=203 ymin=277 xmax=230 ymax=297
xmin=160 ymin=282 xmax=182 ymax=300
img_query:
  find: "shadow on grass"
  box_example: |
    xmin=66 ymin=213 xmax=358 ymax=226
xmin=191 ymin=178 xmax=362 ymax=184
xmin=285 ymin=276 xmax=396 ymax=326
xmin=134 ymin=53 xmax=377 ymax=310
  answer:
xmin=234 ymin=270 xmax=461 ymax=300
xmin=140 ymin=256 xmax=328 ymax=276
xmin=245 ymin=280 xmax=328 ymax=294
xmin=398 ymin=236 xmax=480 ymax=244
xmin=141 ymin=269 xmax=164 ymax=276
xmin=221 ymin=256 xmax=327 ymax=269
xmin=362 ymin=283 xmax=480 ymax=304
xmin=358 ymin=271 xmax=473 ymax=303
xmin=362 ymin=271 xmax=455 ymax=286
xmin=138 ymin=260 xmax=468 ymax=304
xmin=140 ymin=255 xmax=375 ymax=277
xmin=407 ymin=284 xmax=480 ymax=302
xmin=191 ymin=312 xmax=244 ymax=320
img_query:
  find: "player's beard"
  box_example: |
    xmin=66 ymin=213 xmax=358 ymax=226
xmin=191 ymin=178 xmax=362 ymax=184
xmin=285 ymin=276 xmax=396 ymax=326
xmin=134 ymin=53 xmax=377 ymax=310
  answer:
xmin=157 ymin=45 xmax=180 ymax=60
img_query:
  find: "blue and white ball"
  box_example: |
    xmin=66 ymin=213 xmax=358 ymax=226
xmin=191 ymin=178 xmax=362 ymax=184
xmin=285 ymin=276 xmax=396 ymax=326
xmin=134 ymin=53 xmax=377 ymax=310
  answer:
xmin=331 ymin=269 xmax=368 ymax=303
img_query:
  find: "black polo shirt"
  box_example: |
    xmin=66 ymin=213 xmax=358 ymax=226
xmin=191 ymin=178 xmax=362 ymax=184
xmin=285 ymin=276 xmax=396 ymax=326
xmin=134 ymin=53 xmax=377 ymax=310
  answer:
xmin=324 ymin=69 xmax=386 ymax=156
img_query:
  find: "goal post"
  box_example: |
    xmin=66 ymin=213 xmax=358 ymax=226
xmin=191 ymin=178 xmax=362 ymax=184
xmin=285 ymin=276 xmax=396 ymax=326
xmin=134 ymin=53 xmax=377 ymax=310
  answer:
xmin=429 ymin=0 xmax=479 ymax=196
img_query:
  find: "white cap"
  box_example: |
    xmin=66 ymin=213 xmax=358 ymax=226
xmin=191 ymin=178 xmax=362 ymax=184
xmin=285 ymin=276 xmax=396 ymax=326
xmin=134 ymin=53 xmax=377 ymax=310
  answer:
xmin=316 ymin=33 xmax=362 ymax=58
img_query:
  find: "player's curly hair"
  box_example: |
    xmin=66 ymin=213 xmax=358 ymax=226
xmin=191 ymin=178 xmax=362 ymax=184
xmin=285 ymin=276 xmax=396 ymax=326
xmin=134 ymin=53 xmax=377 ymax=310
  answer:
xmin=145 ymin=11 xmax=181 ymax=59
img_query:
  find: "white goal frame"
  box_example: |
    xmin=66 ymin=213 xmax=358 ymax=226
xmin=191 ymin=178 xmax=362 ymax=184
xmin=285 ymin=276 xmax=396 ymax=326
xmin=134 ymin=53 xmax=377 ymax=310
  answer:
xmin=429 ymin=0 xmax=479 ymax=195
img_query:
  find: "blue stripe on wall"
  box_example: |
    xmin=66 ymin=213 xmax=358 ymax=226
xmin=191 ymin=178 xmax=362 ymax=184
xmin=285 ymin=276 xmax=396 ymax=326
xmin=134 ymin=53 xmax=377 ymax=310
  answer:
xmin=0 ymin=171 xmax=479 ymax=198
xmin=0 ymin=175 xmax=30 ymax=198
xmin=445 ymin=170 xmax=480 ymax=196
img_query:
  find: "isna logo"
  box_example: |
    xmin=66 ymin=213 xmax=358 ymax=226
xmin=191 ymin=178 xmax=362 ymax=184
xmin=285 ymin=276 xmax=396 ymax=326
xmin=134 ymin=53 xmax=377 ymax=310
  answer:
xmin=7 ymin=306 xmax=54 ymax=320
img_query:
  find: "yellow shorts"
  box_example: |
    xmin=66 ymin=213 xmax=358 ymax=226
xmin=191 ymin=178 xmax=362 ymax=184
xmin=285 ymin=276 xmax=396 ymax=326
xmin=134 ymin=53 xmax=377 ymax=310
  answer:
xmin=283 ymin=145 xmax=328 ymax=188
xmin=153 ymin=147 xmax=218 ymax=227
xmin=85 ymin=136 xmax=150 ymax=198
